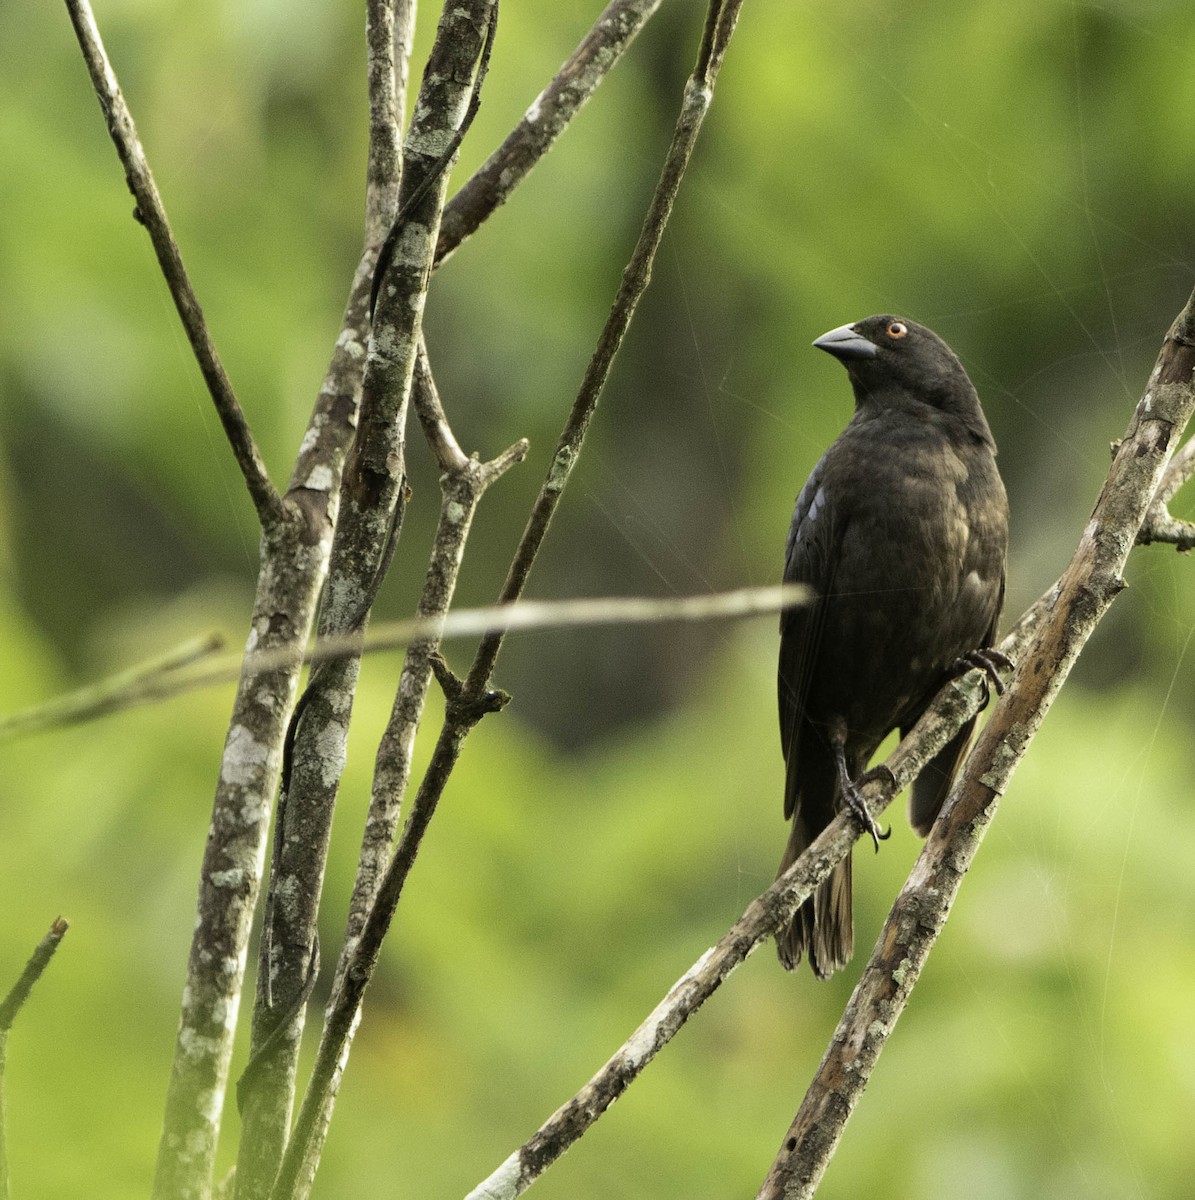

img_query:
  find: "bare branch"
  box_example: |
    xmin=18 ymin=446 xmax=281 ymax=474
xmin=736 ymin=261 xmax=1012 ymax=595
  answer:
xmin=468 ymin=0 xmax=741 ymax=697
xmin=1137 ymin=507 xmax=1195 ymax=550
xmin=151 ymin=0 xmax=414 ymax=1192
xmin=63 ymin=0 xmax=282 ymax=527
xmin=757 ymin=288 xmax=1195 ymax=1200
xmin=413 ymin=341 xmax=470 ymax=473
xmin=1 ymin=918 xmax=69 ymax=1200
xmin=460 ymin=589 xmax=1051 ymax=1200
xmin=258 ymin=6 xmax=501 ymax=1197
xmin=0 ymin=587 xmax=809 ymax=737
xmin=436 ymin=0 xmax=665 ymax=266
xmin=1154 ymin=430 xmax=1195 ymax=506
xmin=0 ymin=633 xmax=223 ymax=738
xmin=230 ymin=2 xmax=419 ymax=1195
xmin=291 ymin=432 xmax=528 ymax=1193
xmin=287 ymin=2 xmax=750 ymax=1193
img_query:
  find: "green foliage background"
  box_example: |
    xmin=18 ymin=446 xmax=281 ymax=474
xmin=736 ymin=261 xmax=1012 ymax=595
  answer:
xmin=3 ymin=0 xmax=1195 ymax=1196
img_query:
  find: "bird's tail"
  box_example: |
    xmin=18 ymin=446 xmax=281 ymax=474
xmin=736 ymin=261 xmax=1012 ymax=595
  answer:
xmin=775 ymin=817 xmax=853 ymax=979
xmin=908 ymin=714 xmax=977 ymax=836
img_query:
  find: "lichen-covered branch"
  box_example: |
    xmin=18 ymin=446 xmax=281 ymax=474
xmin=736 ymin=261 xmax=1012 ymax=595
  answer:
xmin=291 ymin=422 xmax=528 ymax=1198
xmin=150 ymin=0 xmax=413 ymax=1194
xmin=254 ymin=7 xmax=499 ymax=1200
xmin=63 ymin=0 xmax=281 ymax=527
xmin=756 ymin=288 xmax=1195 ymax=1200
xmin=269 ymin=3 xmax=744 ymax=1195
xmin=230 ymin=4 xmax=423 ymax=1197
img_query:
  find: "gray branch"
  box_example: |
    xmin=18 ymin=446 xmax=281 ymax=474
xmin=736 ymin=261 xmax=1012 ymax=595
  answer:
xmin=294 ymin=413 xmax=528 ymax=1194
xmin=259 ymin=6 xmax=500 ymax=1199
xmin=150 ymin=0 xmax=412 ymax=1193
xmin=460 ymin=592 xmax=1047 ymax=1200
xmin=231 ymin=3 xmax=422 ymax=1196
xmin=436 ymin=0 xmax=666 ymax=266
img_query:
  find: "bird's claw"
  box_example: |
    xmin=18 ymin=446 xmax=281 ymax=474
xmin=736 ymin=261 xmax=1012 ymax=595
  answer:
xmin=952 ymin=648 xmax=1013 ymax=699
xmin=841 ymin=776 xmax=890 ymax=852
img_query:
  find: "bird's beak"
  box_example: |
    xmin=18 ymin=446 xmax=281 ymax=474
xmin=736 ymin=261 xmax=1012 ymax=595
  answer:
xmin=813 ymin=323 xmax=878 ymax=360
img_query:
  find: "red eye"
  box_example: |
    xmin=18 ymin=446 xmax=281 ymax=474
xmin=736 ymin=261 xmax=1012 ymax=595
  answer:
xmin=887 ymin=321 xmax=908 ymax=339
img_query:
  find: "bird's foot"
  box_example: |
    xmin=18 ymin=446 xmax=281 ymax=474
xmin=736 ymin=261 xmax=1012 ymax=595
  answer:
xmin=951 ymin=648 xmax=1013 ymax=700
xmin=840 ymin=772 xmax=891 ymax=853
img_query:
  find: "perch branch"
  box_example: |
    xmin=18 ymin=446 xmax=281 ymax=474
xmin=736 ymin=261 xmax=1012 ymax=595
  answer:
xmin=63 ymin=0 xmax=281 ymax=527
xmin=757 ymin=288 xmax=1195 ymax=1200
xmin=461 ymin=592 xmax=1051 ymax=1200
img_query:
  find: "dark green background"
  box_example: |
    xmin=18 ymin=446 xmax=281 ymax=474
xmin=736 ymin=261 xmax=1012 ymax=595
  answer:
xmin=2 ymin=1 xmax=1194 ymax=1196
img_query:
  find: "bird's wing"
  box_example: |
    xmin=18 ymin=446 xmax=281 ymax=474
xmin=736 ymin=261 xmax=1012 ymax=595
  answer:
xmin=778 ymin=451 xmax=838 ymax=820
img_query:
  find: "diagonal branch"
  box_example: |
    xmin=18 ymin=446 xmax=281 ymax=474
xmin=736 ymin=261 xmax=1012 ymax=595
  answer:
xmin=436 ymin=0 xmax=667 ymax=266
xmin=757 ymin=288 xmax=1195 ymax=1200
xmin=0 ymin=918 xmax=69 ymax=1034
xmin=461 ymin=590 xmax=1050 ymax=1200
xmin=63 ymin=0 xmax=282 ymax=527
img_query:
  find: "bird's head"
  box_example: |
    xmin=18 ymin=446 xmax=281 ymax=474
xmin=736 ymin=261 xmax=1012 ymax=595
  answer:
xmin=813 ymin=315 xmax=994 ymax=447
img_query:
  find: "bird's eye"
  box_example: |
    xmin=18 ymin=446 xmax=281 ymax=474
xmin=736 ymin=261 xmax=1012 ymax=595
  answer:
xmin=886 ymin=321 xmax=908 ymax=339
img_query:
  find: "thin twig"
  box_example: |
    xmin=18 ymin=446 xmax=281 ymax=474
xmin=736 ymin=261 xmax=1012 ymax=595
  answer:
xmin=436 ymin=0 xmax=666 ymax=266
xmin=757 ymin=289 xmax=1195 ymax=1200
xmin=413 ymin=340 xmax=470 ymax=473
xmin=0 ymin=919 xmax=70 ymax=1035
xmin=1137 ymin=508 xmax=1195 ymax=550
xmin=1 ymin=918 xmax=70 ymax=1200
xmin=1154 ymin=431 xmax=1195 ymax=506
xmin=0 ymin=586 xmax=809 ymax=739
xmin=0 ymin=633 xmax=223 ymax=738
xmin=63 ymin=0 xmax=281 ymax=527
xmin=469 ymin=0 xmax=740 ymax=696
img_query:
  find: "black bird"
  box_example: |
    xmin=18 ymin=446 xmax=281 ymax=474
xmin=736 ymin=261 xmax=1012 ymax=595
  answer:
xmin=777 ymin=315 xmax=1008 ymax=977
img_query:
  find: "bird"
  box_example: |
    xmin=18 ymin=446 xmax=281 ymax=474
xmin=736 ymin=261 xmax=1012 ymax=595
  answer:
xmin=776 ymin=315 xmax=1009 ymax=978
